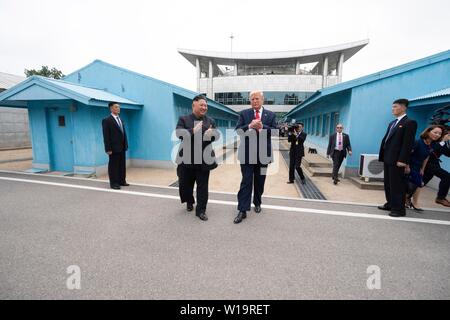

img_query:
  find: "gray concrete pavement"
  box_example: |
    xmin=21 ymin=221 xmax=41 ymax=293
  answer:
xmin=0 ymin=172 xmax=449 ymax=299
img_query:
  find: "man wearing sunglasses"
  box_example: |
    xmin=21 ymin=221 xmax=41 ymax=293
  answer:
xmin=327 ymin=124 xmax=352 ymax=185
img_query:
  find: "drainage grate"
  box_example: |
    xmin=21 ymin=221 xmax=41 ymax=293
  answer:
xmin=280 ymin=150 xmax=327 ymax=200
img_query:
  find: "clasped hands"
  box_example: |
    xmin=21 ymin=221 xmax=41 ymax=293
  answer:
xmin=249 ymin=119 xmax=263 ymax=130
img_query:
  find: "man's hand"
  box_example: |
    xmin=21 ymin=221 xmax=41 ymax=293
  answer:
xmin=193 ymin=121 xmax=203 ymax=134
xmin=107 ymin=151 xmax=112 ymax=155
xmin=405 ymin=165 xmax=411 ymax=174
xmin=348 ymin=151 xmax=353 ymax=156
xmin=249 ymin=119 xmax=262 ymax=130
xmin=396 ymin=161 xmax=407 ymax=168
xmin=204 ymin=125 xmax=214 ymax=137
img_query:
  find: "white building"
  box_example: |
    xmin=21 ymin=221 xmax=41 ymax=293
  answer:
xmin=0 ymin=72 xmax=30 ymax=149
xmin=178 ymin=39 xmax=369 ymax=117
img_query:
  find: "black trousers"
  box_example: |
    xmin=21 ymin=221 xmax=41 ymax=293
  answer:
xmin=332 ymin=150 xmax=345 ymax=180
xmin=108 ymin=151 xmax=126 ymax=187
xmin=289 ymin=151 xmax=304 ymax=181
xmin=177 ymin=165 xmax=210 ymax=215
xmin=423 ymin=164 xmax=450 ymax=200
xmin=237 ymin=164 xmax=267 ymax=212
xmin=384 ymin=164 xmax=407 ymax=213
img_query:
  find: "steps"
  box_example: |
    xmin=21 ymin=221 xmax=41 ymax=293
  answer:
xmin=349 ymin=177 xmax=384 ymax=190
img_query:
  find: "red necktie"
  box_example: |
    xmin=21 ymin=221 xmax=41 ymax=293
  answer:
xmin=255 ymin=110 xmax=260 ymax=120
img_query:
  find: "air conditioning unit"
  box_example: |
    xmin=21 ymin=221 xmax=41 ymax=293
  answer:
xmin=359 ymin=154 xmax=384 ymax=181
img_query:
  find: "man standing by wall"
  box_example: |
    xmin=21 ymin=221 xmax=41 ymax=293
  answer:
xmin=176 ymin=95 xmax=219 ymax=221
xmin=287 ymin=123 xmax=307 ymax=185
xmin=327 ymin=124 xmax=352 ymax=185
xmin=234 ymin=91 xmax=277 ymax=224
xmin=378 ymin=99 xmax=417 ymax=217
xmin=102 ymin=102 xmax=129 ymax=190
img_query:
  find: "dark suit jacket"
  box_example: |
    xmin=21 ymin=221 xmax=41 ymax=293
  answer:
xmin=102 ymin=115 xmax=128 ymax=153
xmin=327 ymin=133 xmax=352 ymax=158
xmin=379 ymin=115 xmax=418 ymax=165
xmin=288 ymin=131 xmax=307 ymax=158
xmin=428 ymin=141 xmax=450 ymax=167
xmin=235 ymin=107 xmax=278 ymax=165
xmin=176 ymin=113 xmax=219 ymax=171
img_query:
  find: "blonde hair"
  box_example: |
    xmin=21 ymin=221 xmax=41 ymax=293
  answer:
xmin=249 ymin=90 xmax=264 ymax=98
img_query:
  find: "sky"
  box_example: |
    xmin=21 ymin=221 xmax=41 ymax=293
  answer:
xmin=0 ymin=0 xmax=449 ymax=91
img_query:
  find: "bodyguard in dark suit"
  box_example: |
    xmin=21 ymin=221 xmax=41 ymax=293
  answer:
xmin=176 ymin=95 xmax=219 ymax=221
xmin=102 ymin=102 xmax=129 ymax=190
xmin=287 ymin=123 xmax=307 ymax=184
xmin=234 ymin=91 xmax=277 ymax=224
xmin=327 ymin=124 xmax=352 ymax=185
xmin=378 ymin=99 xmax=418 ymax=217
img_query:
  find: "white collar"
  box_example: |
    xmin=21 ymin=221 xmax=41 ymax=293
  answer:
xmin=111 ymin=113 xmax=119 ymax=118
xmin=396 ymin=114 xmax=407 ymax=122
xmin=253 ymin=107 xmax=264 ymax=114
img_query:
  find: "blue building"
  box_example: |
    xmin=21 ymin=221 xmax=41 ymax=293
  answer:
xmin=0 ymin=60 xmax=239 ymax=174
xmin=285 ymin=50 xmax=450 ymax=183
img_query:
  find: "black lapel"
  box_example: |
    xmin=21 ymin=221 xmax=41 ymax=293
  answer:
xmin=388 ymin=116 xmax=408 ymax=140
xmin=110 ymin=115 xmax=123 ymax=133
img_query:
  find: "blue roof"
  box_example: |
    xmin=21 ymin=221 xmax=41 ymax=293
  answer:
xmin=410 ymin=87 xmax=450 ymax=101
xmin=0 ymin=76 xmax=142 ymax=109
xmin=65 ymin=59 xmax=239 ymax=116
xmin=286 ymin=49 xmax=450 ymax=117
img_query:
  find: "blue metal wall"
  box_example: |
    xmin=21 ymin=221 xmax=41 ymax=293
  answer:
xmin=288 ymin=55 xmax=450 ymax=174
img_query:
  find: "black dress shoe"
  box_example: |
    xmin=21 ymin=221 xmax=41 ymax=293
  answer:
xmin=333 ymin=180 xmax=338 ymax=185
xmin=197 ymin=213 xmax=208 ymax=221
xmin=186 ymin=203 xmax=194 ymax=212
xmin=254 ymin=206 xmax=262 ymax=213
xmin=120 ymin=182 xmax=130 ymax=186
xmin=389 ymin=211 xmax=406 ymax=217
xmin=378 ymin=204 xmax=391 ymax=211
xmin=234 ymin=211 xmax=247 ymax=224
xmin=287 ymin=181 xmax=294 ymax=184
xmin=111 ymin=185 xmax=121 ymax=190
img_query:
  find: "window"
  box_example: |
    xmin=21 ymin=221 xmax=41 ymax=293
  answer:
xmin=322 ymin=114 xmax=330 ymax=137
xmin=316 ymin=115 xmax=322 ymax=136
xmin=58 ymin=116 xmax=66 ymax=127
xmin=331 ymin=112 xmax=340 ymax=134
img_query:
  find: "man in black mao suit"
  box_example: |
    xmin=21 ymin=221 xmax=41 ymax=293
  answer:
xmin=327 ymin=124 xmax=352 ymax=185
xmin=234 ymin=90 xmax=277 ymax=224
xmin=378 ymin=99 xmax=418 ymax=217
xmin=176 ymin=95 xmax=219 ymax=221
xmin=102 ymin=102 xmax=129 ymax=190
xmin=287 ymin=123 xmax=307 ymax=185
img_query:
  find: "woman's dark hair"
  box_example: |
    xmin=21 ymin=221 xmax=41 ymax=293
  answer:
xmin=420 ymin=125 xmax=446 ymax=142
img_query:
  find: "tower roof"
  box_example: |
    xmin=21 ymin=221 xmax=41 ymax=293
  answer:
xmin=178 ymin=39 xmax=369 ymax=66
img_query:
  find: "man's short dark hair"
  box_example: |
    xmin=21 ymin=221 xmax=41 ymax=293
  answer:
xmin=393 ymin=99 xmax=409 ymax=108
xmin=108 ymin=101 xmax=119 ymax=108
xmin=298 ymin=122 xmax=304 ymax=127
xmin=193 ymin=95 xmax=207 ymax=103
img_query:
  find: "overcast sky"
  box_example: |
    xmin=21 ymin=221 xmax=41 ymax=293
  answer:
xmin=0 ymin=0 xmax=449 ymax=91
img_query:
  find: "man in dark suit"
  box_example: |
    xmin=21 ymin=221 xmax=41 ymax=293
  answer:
xmin=234 ymin=90 xmax=277 ymax=224
xmin=327 ymin=124 xmax=352 ymax=185
xmin=175 ymin=95 xmax=219 ymax=221
xmin=102 ymin=102 xmax=129 ymax=190
xmin=378 ymin=99 xmax=418 ymax=217
xmin=287 ymin=123 xmax=307 ymax=185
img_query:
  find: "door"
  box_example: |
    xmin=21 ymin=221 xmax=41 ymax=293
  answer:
xmin=46 ymin=108 xmax=74 ymax=172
